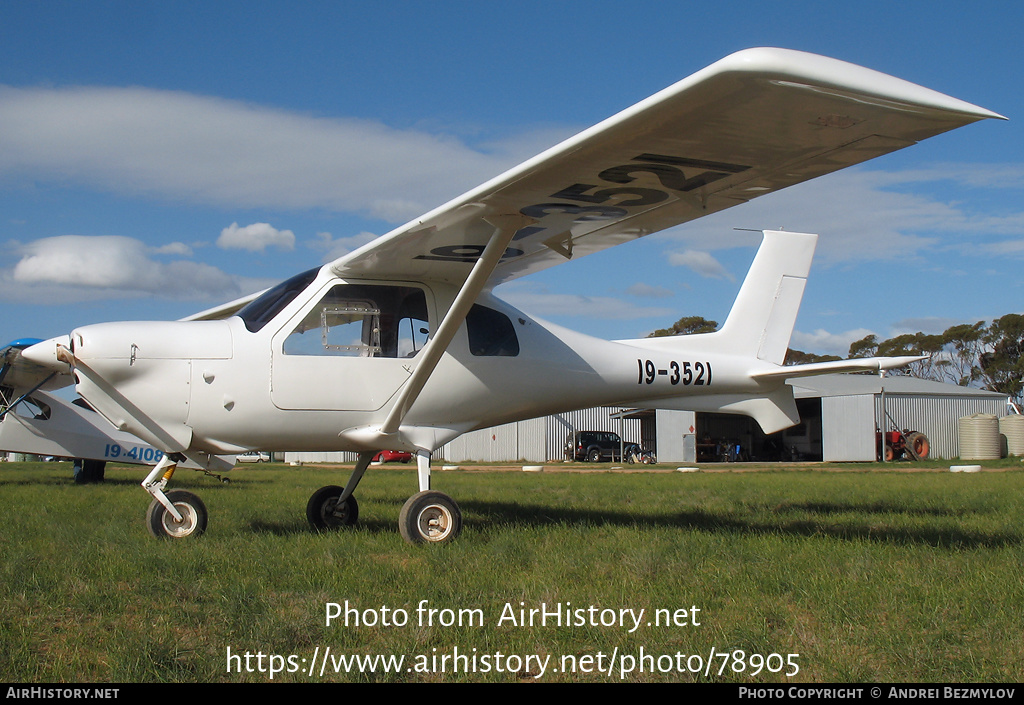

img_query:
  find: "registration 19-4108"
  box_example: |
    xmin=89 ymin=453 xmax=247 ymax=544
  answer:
xmin=103 ymin=443 xmax=164 ymax=463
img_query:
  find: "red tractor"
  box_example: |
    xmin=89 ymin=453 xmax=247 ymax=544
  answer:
xmin=876 ymin=412 xmax=930 ymax=461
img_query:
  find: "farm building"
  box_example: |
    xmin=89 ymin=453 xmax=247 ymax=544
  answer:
xmin=284 ymin=374 xmax=1013 ymax=465
xmin=700 ymin=374 xmax=1012 ymax=462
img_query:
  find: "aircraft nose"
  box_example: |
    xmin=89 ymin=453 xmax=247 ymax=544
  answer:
xmin=20 ymin=335 xmax=72 ymax=371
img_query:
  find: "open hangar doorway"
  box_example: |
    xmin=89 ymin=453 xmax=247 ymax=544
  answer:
xmin=695 ymin=398 xmax=823 ymax=462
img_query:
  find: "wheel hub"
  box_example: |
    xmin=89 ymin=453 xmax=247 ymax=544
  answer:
xmin=162 ymin=502 xmax=198 ymax=538
xmin=417 ymin=504 xmax=453 ymax=541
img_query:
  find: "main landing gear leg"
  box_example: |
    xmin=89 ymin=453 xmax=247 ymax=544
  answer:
xmin=306 ymin=451 xmax=374 ymax=531
xmin=416 ymin=450 xmax=431 ymax=492
xmin=142 ymin=453 xmax=208 ymax=538
xmin=399 ymin=450 xmax=462 ymax=544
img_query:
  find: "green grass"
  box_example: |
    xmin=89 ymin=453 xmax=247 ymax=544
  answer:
xmin=1 ymin=461 xmax=1023 ymax=682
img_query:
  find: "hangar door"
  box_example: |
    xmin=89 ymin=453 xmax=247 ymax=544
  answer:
xmin=695 ymin=398 xmax=823 ymax=462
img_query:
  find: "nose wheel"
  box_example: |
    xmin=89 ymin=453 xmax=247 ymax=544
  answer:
xmin=307 ymin=485 xmax=360 ymax=530
xmin=146 ymin=489 xmax=208 ymax=538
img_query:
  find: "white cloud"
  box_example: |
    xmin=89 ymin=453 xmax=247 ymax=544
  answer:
xmin=667 ymin=250 xmax=735 ymax=281
xmin=654 ymin=166 xmax=1024 ymax=266
xmin=790 ymin=327 xmax=876 ymax=357
xmin=217 ymin=222 xmax=295 ymax=252
xmin=0 ymin=85 xmax=554 ymax=223
xmin=151 ymin=242 xmax=193 ymax=256
xmin=626 ymin=282 xmax=673 ymax=299
xmin=309 ymin=230 xmax=380 ymax=262
xmin=889 ymin=317 xmax=964 ymax=336
xmin=979 ymin=236 xmax=1024 ymax=255
xmin=497 ymin=281 xmax=673 ymax=320
xmin=8 ymin=235 xmax=243 ymax=301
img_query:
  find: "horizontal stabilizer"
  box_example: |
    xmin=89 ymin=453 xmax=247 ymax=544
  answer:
xmin=752 ymin=355 xmax=926 ymax=381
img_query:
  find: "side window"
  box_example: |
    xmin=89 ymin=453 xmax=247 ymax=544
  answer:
xmin=395 ymin=293 xmax=430 ymax=358
xmin=283 ymin=284 xmax=428 ymax=358
xmin=466 ymin=304 xmax=519 ymax=357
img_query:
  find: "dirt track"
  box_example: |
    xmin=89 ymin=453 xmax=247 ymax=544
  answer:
xmin=360 ymin=460 xmax=1023 ymax=474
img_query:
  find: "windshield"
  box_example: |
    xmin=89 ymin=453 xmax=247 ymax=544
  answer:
xmin=236 ymin=267 xmax=320 ymax=333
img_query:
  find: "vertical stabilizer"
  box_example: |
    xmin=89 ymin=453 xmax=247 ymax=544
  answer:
xmin=714 ymin=230 xmax=817 ymax=365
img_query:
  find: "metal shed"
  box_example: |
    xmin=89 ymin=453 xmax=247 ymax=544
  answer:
xmin=285 ymin=406 xmax=655 ymax=464
xmin=793 ymin=374 xmax=1011 ymax=461
xmin=284 ymin=375 xmax=1011 ymax=465
xmin=436 ymin=406 xmax=648 ymax=462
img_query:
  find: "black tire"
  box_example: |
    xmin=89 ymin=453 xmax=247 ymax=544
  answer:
xmin=399 ymin=491 xmax=462 ymax=544
xmin=904 ymin=432 xmax=930 ymax=460
xmin=74 ymin=459 xmax=106 ymax=484
xmin=146 ymin=490 xmax=207 ymax=539
xmin=587 ymin=448 xmax=602 ymax=463
xmin=306 ymin=485 xmax=359 ymax=530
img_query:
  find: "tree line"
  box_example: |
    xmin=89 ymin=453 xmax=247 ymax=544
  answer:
xmin=651 ymin=314 xmax=1024 ymax=406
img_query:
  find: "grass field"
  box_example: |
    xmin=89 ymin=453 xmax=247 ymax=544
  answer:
xmin=1 ymin=459 xmax=1023 ymax=683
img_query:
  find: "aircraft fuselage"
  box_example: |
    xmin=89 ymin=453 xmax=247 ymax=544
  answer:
xmin=65 ymin=266 xmax=773 ymax=458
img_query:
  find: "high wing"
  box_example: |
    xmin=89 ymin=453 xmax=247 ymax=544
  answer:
xmin=330 ymin=47 xmax=1002 ymax=287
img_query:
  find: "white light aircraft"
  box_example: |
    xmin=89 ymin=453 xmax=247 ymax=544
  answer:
xmin=2 ymin=48 xmax=1002 ymax=543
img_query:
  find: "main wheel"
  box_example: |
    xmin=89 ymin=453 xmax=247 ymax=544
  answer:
xmin=587 ymin=448 xmax=602 ymax=463
xmin=904 ymin=432 xmax=930 ymax=460
xmin=399 ymin=491 xmax=462 ymax=544
xmin=306 ymin=485 xmax=359 ymax=530
xmin=146 ymin=490 xmax=208 ymax=539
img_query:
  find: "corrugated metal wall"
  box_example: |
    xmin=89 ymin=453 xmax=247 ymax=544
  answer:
xmin=822 ymin=395 xmax=876 ymax=461
xmin=656 ymin=409 xmax=696 ymax=462
xmin=284 ymin=450 xmax=358 ymax=463
xmin=432 ymin=408 xmax=641 ymax=462
xmin=437 ymin=416 xmax=548 ymax=462
xmin=283 ymin=389 xmax=1010 ymax=465
xmin=285 ymin=407 xmax=642 ymax=464
xmin=544 ymin=408 xmax=642 ymax=460
xmin=874 ymin=394 xmax=1008 ymax=460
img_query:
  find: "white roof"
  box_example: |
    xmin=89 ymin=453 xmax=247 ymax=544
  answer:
xmin=791 ymin=374 xmax=1008 ymax=399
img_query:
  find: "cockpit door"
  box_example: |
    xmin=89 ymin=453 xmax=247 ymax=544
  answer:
xmin=270 ymin=281 xmax=431 ymax=411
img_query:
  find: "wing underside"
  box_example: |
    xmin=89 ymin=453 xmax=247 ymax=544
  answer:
xmin=330 ymin=48 xmax=1001 ymax=288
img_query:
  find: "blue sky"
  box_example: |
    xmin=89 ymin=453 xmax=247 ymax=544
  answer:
xmin=1 ymin=1 xmax=1022 ymax=355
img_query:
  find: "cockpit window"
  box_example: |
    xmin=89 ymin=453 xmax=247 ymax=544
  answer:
xmin=237 ymin=267 xmax=320 ymax=333
xmin=283 ymin=284 xmax=429 ymax=358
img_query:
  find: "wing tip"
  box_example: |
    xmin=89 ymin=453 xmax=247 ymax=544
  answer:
xmin=713 ymin=47 xmax=1004 ymax=122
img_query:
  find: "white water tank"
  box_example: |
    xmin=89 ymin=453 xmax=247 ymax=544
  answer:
xmin=999 ymin=414 xmax=1024 ymax=456
xmin=958 ymin=414 xmax=1001 ymax=460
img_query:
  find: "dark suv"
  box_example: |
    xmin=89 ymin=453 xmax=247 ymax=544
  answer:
xmin=565 ymin=431 xmax=639 ymax=462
